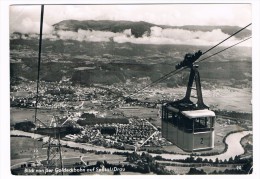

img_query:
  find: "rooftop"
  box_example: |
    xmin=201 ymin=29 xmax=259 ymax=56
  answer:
xmin=181 ymin=109 xmax=215 ymax=118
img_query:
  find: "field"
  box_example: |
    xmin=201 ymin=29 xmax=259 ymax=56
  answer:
xmin=11 ymin=136 xmax=127 ymax=168
xmin=196 ymin=166 xmax=231 ymax=174
xmin=81 ymin=154 xmax=126 ymax=165
xmin=203 ymin=87 xmax=252 ymax=113
xmin=165 ymin=166 xmax=191 ymax=174
xmin=11 ymin=136 xmax=83 ymax=167
xmin=116 ymin=106 xmax=159 ymax=124
xmin=10 ymin=108 xmax=62 ymax=125
xmin=11 ymin=137 xmax=45 ymax=160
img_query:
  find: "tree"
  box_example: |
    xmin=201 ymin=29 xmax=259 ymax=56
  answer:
xmin=242 ymin=158 xmax=253 ymax=174
xmin=14 ymin=121 xmax=35 ymax=132
xmin=212 ymin=170 xmax=217 ymax=174
xmin=228 ymin=157 xmax=233 ymax=163
xmin=154 ymin=155 xmax=163 ymax=160
xmin=185 ymin=156 xmax=195 ymax=163
xmin=114 ymin=170 xmax=121 ymax=175
xmin=196 ymin=157 xmax=203 ymax=163
xmin=187 ymin=168 xmax=206 ymax=175
xmin=234 ymin=155 xmax=240 ymax=163
xmin=96 ymin=161 xmax=103 ymax=167
xmin=144 ymin=164 xmax=151 ymax=173
xmin=215 ymin=158 xmax=219 ymax=164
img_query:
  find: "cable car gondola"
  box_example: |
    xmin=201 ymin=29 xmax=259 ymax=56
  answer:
xmin=161 ymin=51 xmax=215 ymax=152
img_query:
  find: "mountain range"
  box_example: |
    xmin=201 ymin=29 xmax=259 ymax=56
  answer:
xmin=52 ymin=20 xmax=251 ymax=39
xmin=12 ymin=20 xmax=251 ymax=40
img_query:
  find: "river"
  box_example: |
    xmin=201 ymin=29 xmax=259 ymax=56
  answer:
xmin=151 ymin=131 xmax=252 ymax=161
xmin=11 ymin=130 xmax=252 ymax=162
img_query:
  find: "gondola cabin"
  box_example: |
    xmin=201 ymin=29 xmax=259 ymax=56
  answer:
xmin=162 ymin=104 xmax=215 ymax=152
xmin=161 ymin=51 xmax=216 ymax=152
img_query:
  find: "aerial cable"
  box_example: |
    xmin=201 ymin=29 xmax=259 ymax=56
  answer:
xmin=32 ymin=4 xmax=44 ymax=162
xmin=134 ymin=23 xmax=252 ymax=90
xmin=146 ymin=23 xmax=252 ymax=86
xmin=196 ymin=36 xmax=252 ymax=64
xmin=149 ymin=36 xmax=252 ymax=84
xmin=202 ymin=23 xmax=251 ymax=55
xmin=107 ymin=33 xmax=252 ymax=109
xmin=34 ymin=5 xmax=44 ymax=124
xmin=145 ymin=36 xmax=252 ymax=87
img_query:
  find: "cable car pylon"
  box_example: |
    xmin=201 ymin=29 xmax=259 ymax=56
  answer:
xmin=162 ymin=50 xmax=216 ymax=152
xmin=32 ymin=5 xmax=65 ymax=175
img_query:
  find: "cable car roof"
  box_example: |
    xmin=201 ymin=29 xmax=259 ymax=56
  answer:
xmin=181 ymin=109 xmax=215 ymax=118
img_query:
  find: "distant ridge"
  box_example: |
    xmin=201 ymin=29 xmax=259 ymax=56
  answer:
xmin=53 ymin=20 xmax=155 ymax=38
xmin=52 ymin=20 xmax=251 ymax=39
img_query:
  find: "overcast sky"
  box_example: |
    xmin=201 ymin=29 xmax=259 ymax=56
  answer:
xmin=10 ymin=4 xmax=251 ymax=33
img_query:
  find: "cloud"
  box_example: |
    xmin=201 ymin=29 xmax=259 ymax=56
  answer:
xmin=9 ymin=4 xmax=251 ymax=46
xmin=138 ymin=27 xmax=232 ymax=46
xmin=10 ymin=4 xmax=251 ymax=32
xmin=10 ymin=6 xmax=54 ymax=34
xmin=121 ymin=27 xmax=251 ymax=47
xmin=10 ymin=17 xmax=53 ymax=34
xmin=54 ymin=29 xmax=131 ymax=42
xmin=28 ymin=26 xmax=249 ymax=47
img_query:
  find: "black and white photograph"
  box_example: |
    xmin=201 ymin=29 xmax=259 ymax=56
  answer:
xmin=1 ymin=1 xmax=259 ymax=177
